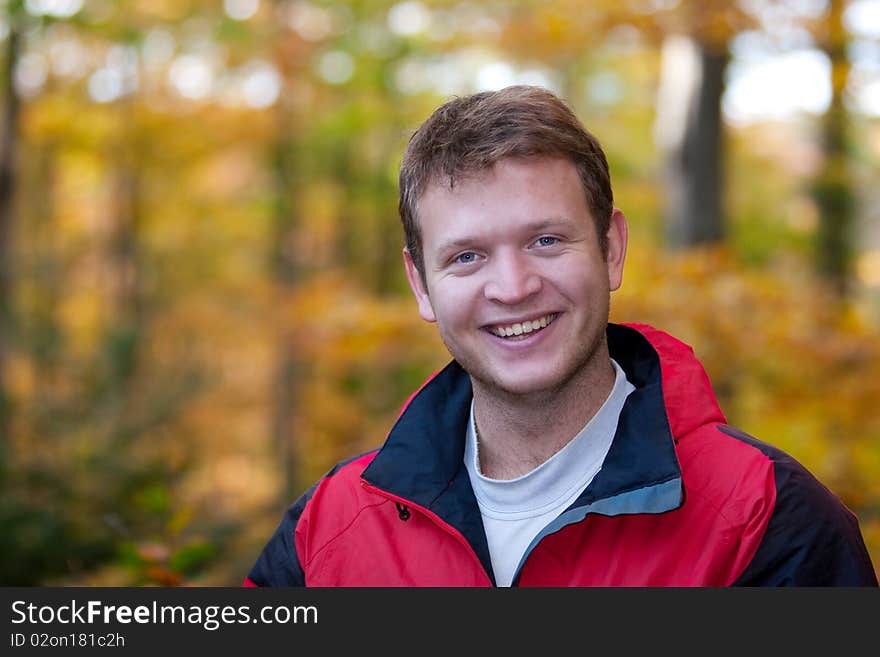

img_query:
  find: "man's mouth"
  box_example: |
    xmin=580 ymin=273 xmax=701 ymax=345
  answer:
xmin=486 ymin=313 xmax=558 ymax=339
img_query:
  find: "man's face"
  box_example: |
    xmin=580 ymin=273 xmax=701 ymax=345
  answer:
xmin=404 ymin=156 xmax=627 ymax=399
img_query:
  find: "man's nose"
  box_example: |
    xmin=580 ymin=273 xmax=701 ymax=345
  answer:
xmin=483 ymin=252 xmax=542 ymax=304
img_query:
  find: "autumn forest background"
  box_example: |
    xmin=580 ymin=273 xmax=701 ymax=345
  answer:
xmin=1 ymin=0 xmax=879 ymax=585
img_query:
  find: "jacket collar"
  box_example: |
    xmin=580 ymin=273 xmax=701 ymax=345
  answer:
xmin=582 ymin=323 xmax=683 ymax=509
xmin=361 ymin=323 xmax=692 ymax=578
xmin=361 ymin=358 xmax=488 ymax=570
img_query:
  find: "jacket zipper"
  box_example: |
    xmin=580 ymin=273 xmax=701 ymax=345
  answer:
xmin=360 ymin=479 xmax=493 ymax=586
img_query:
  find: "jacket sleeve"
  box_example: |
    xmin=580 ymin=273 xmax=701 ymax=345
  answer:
xmin=244 ymin=488 xmax=312 ymax=587
xmin=732 ymin=443 xmax=878 ymax=586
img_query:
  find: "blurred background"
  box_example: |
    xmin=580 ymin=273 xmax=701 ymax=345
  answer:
xmin=0 ymin=0 xmax=878 ymax=585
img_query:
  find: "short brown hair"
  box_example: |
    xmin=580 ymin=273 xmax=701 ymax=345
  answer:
xmin=399 ymin=85 xmax=614 ymax=282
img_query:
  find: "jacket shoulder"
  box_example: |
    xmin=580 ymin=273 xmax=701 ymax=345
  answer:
xmin=685 ymin=424 xmax=877 ymax=586
xmin=245 ymin=450 xmax=378 ymax=587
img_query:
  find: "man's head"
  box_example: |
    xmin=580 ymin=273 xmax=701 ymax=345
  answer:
xmin=398 ymin=86 xmax=628 ymax=401
xmin=399 ymin=85 xmax=614 ymax=284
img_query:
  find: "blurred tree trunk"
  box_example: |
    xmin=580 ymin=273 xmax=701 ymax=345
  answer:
xmin=655 ymin=34 xmax=728 ymax=248
xmin=0 ymin=10 xmax=22 ymax=462
xmin=104 ymin=101 xmax=146 ymax=442
xmin=269 ymin=97 xmax=304 ymax=505
xmin=812 ymin=0 xmax=853 ymax=297
xmin=27 ymin=141 xmax=62 ymax=432
xmin=109 ymin=140 xmax=143 ymax=334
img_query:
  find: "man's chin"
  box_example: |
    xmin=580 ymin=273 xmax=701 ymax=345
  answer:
xmin=470 ymin=368 xmax=569 ymax=401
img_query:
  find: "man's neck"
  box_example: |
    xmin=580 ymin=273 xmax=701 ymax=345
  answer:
xmin=471 ymin=355 xmax=617 ymax=480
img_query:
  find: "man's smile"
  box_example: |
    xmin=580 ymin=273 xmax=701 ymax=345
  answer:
xmin=485 ymin=313 xmax=559 ymax=339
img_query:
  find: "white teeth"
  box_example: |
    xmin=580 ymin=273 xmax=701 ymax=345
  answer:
xmin=488 ymin=314 xmax=556 ymax=338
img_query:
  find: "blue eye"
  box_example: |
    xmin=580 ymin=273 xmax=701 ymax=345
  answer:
xmin=535 ymin=236 xmax=558 ymax=247
xmin=455 ymin=252 xmax=477 ymax=264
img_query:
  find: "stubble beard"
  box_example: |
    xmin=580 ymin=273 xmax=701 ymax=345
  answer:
xmin=440 ymin=305 xmax=612 ymax=411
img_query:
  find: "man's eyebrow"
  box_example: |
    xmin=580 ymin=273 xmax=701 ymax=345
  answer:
xmin=522 ymin=217 xmax=572 ymax=232
xmin=434 ymin=237 xmax=477 ymax=255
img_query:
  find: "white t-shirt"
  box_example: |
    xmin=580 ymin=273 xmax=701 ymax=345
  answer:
xmin=464 ymin=359 xmax=634 ymax=587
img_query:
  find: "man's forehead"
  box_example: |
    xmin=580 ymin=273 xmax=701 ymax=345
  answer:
xmin=417 ymin=166 xmax=593 ymax=253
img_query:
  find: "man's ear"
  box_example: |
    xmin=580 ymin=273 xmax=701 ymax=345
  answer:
xmin=403 ymin=248 xmax=436 ymax=323
xmin=606 ymin=208 xmax=628 ymax=292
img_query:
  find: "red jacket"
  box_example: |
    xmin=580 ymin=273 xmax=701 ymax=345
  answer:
xmin=246 ymin=323 xmax=878 ymax=586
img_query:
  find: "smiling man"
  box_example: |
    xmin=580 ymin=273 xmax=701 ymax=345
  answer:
xmin=246 ymin=86 xmax=878 ymax=587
